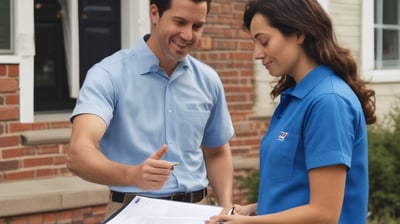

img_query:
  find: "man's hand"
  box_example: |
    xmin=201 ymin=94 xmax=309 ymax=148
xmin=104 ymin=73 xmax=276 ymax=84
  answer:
xmin=131 ymin=145 xmax=175 ymax=190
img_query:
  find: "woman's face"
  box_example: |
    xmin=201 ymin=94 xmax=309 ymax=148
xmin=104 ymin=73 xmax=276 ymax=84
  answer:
xmin=250 ymin=13 xmax=306 ymax=81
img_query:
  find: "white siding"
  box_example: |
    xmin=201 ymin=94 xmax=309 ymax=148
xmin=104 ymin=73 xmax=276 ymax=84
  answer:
xmin=329 ymin=0 xmax=400 ymax=120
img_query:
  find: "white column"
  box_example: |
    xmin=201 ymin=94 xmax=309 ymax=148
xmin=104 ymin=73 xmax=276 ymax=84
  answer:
xmin=16 ymin=0 xmax=35 ymax=123
xmin=121 ymin=0 xmax=150 ymax=48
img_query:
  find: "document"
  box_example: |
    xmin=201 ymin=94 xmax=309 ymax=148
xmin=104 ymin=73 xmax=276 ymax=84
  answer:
xmin=104 ymin=196 xmax=223 ymax=224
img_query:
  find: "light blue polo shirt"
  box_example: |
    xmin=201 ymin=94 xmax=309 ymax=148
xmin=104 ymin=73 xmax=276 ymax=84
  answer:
xmin=257 ymin=65 xmax=368 ymax=223
xmin=71 ymin=35 xmax=234 ymax=196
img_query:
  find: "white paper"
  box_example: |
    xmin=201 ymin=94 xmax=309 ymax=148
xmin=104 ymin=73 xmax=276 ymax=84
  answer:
xmin=105 ymin=196 xmax=223 ymax=224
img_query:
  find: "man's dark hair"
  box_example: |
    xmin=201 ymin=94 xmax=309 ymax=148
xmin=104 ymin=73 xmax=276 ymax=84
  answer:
xmin=150 ymin=0 xmax=212 ymax=16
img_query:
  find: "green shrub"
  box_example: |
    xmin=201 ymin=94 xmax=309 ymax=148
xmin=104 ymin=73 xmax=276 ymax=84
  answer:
xmin=237 ymin=170 xmax=259 ymax=203
xmin=368 ymin=99 xmax=400 ymax=220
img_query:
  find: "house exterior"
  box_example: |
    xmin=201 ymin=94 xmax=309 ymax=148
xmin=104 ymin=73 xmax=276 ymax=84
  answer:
xmin=0 ymin=0 xmax=398 ymax=223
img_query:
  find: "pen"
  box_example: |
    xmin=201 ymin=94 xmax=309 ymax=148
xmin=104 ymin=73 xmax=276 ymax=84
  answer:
xmin=170 ymin=162 xmax=179 ymax=170
xmin=226 ymin=206 xmax=235 ymax=215
xmin=216 ymin=206 xmax=235 ymax=223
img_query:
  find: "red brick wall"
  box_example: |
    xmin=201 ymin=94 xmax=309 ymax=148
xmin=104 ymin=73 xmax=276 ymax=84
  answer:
xmin=197 ymin=0 xmax=269 ymax=158
xmin=0 ymin=206 xmax=105 ymax=224
xmin=0 ymin=64 xmax=72 ymax=182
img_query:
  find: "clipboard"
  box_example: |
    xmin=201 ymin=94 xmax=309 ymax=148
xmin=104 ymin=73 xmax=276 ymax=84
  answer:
xmin=104 ymin=196 xmax=223 ymax=224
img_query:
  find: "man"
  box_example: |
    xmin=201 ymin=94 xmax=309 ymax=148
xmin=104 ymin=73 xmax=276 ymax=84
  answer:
xmin=67 ymin=0 xmax=234 ymax=220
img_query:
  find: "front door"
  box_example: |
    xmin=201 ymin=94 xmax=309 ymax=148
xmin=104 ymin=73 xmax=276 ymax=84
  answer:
xmin=34 ymin=0 xmax=121 ymax=112
xmin=79 ymin=0 xmax=121 ymax=85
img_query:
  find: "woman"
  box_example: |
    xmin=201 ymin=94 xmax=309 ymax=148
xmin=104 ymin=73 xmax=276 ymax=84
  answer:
xmin=207 ymin=0 xmax=376 ymax=223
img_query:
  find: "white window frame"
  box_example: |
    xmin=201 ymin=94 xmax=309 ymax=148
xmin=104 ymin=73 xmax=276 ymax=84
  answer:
xmin=0 ymin=0 xmax=35 ymax=123
xmin=361 ymin=0 xmax=400 ymax=83
xmin=0 ymin=0 xmax=149 ymax=123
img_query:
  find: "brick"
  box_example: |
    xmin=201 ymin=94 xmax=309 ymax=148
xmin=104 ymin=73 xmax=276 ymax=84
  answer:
xmin=71 ymin=209 xmax=82 ymax=221
xmin=7 ymin=122 xmax=47 ymax=133
xmin=0 ymin=106 xmax=19 ymax=121
xmin=239 ymin=40 xmax=254 ymax=50
xmin=213 ymin=38 xmax=238 ymax=50
xmin=0 ymin=65 xmax=5 ymax=76
xmin=27 ymin=214 xmax=43 ymax=224
xmin=23 ymin=157 xmax=53 ymax=167
xmin=7 ymin=216 xmax=27 ymax=224
xmin=0 ymin=160 xmax=19 ymax=172
xmin=43 ymin=213 xmax=57 ymax=224
xmin=58 ymin=210 xmax=72 ymax=222
xmin=59 ymin=167 xmax=71 ymax=175
xmin=198 ymin=37 xmax=213 ymax=50
xmin=36 ymin=168 xmax=57 ymax=177
xmin=221 ymin=3 xmax=233 ymax=13
xmin=92 ymin=205 xmax=106 ymax=216
xmin=49 ymin=121 xmax=72 ymax=129
xmin=0 ymin=135 xmax=20 ymax=147
xmin=7 ymin=64 xmax=19 ymax=77
xmin=5 ymin=94 xmax=19 ymax=105
xmin=2 ymin=147 xmax=35 ymax=159
xmin=53 ymin=156 xmax=66 ymax=165
xmin=0 ymin=78 xmax=18 ymax=93
xmin=5 ymin=170 xmax=35 ymax=180
xmin=37 ymin=145 xmax=59 ymax=155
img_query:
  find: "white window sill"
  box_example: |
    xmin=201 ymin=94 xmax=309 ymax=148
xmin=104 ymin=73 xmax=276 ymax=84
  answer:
xmin=0 ymin=55 xmax=21 ymax=63
xmin=364 ymin=69 xmax=400 ymax=83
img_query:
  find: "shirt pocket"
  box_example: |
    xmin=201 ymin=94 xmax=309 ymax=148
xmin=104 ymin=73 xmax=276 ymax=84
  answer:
xmin=264 ymin=133 xmax=300 ymax=182
xmin=180 ymin=110 xmax=210 ymax=150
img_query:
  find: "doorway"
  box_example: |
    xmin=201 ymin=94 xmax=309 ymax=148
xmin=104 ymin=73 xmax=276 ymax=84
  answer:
xmin=34 ymin=0 xmax=121 ymax=112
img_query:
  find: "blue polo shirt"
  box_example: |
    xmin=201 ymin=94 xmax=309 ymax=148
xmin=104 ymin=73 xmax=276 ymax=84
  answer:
xmin=71 ymin=35 xmax=234 ymax=196
xmin=258 ymin=65 xmax=368 ymax=223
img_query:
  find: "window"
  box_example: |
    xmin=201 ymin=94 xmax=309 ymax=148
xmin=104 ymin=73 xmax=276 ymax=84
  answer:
xmin=0 ymin=0 xmax=13 ymax=54
xmin=374 ymin=0 xmax=400 ymax=69
xmin=361 ymin=0 xmax=400 ymax=82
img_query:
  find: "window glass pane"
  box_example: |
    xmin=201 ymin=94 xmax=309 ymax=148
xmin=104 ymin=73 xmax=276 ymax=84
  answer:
xmin=0 ymin=0 xmax=11 ymax=52
xmin=374 ymin=0 xmax=400 ymax=69
xmin=382 ymin=0 xmax=398 ymax=25
xmin=382 ymin=30 xmax=399 ymax=68
xmin=382 ymin=30 xmax=398 ymax=60
xmin=374 ymin=0 xmax=379 ymax=24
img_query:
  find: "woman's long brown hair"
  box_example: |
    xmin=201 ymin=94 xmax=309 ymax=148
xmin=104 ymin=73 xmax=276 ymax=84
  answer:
xmin=243 ymin=0 xmax=376 ymax=124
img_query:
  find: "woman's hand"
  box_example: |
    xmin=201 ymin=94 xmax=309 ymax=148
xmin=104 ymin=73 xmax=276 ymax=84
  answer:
xmin=205 ymin=203 xmax=257 ymax=224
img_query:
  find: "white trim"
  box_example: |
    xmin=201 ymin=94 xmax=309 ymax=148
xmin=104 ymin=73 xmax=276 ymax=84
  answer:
xmin=364 ymin=69 xmax=400 ymax=83
xmin=59 ymin=0 xmax=80 ymax=98
xmin=0 ymin=55 xmax=20 ymax=63
xmin=361 ymin=0 xmax=400 ymax=82
xmin=121 ymin=0 xmax=150 ymax=48
xmin=70 ymin=0 xmax=80 ymax=98
xmin=15 ymin=0 xmax=35 ymax=123
xmin=361 ymin=0 xmax=374 ymax=74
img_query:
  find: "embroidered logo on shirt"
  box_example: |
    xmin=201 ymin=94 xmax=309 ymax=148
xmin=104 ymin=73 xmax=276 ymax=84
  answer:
xmin=278 ymin=132 xmax=288 ymax=142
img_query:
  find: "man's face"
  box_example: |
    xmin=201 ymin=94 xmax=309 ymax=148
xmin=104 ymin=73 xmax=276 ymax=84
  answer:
xmin=149 ymin=0 xmax=208 ymax=64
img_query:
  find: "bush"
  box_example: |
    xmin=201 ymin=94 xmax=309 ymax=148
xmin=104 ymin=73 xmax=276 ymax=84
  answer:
xmin=237 ymin=170 xmax=259 ymax=203
xmin=237 ymin=99 xmax=400 ymax=222
xmin=368 ymin=99 xmax=400 ymax=220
